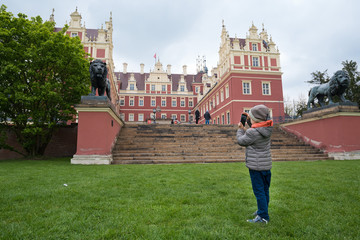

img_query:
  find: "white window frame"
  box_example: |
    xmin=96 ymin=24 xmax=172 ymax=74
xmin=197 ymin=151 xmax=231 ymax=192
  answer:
xmin=225 ymin=85 xmax=229 ymax=99
xmin=262 ymin=81 xmax=271 ymax=95
xmin=216 ymin=93 xmax=219 ymax=105
xmin=161 ymin=114 xmax=167 ymax=119
xmin=71 ymin=32 xmax=78 ymax=38
xmin=180 ymin=114 xmax=186 ymax=122
xmin=242 ymin=81 xmax=252 ymax=95
xmin=138 ymin=114 xmax=144 ymax=122
xmin=252 ymin=57 xmax=259 ymax=67
xmin=180 ymin=99 xmax=185 ymax=107
xmin=188 ymin=99 xmax=193 ymax=107
xmin=120 ymin=97 xmax=125 ymax=106
xmin=129 ymin=114 xmax=134 ymax=122
xmin=180 ymin=85 xmax=185 ymax=92
xmin=139 ymin=97 xmax=144 ymax=106
xmin=151 ymin=85 xmax=155 ymax=91
xmin=252 ymin=43 xmax=257 ymax=51
xmin=244 ymin=108 xmax=251 ymax=114
xmin=171 ymin=114 xmax=177 ymax=120
xmin=227 ymin=112 xmax=230 ymax=124
xmin=130 ymin=84 xmax=135 ymax=90
xmin=172 ymin=98 xmax=177 ymax=107
xmin=161 ymin=98 xmax=166 ymax=107
xmin=151 ymin=98 xmax=156 ymax=107
xmin=129 ymin=97 xmax=134 ymax=106
xmin=162 ymin=85 xmax=166 ymax=92
xmin=220 ymin=89 xmax=224 ymax=102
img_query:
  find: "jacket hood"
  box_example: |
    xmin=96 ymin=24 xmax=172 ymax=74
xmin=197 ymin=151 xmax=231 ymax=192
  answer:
xmin=255 ymin=126 xmax=273 ymax=138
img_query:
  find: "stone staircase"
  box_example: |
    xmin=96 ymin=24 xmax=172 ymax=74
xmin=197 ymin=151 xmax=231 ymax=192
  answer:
xmin=112 ymin=124 xmax=333 ymax=164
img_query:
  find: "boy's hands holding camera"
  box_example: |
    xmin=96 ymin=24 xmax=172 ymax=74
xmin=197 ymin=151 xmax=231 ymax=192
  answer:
xmin=238 ymin=112 xmax=250 ymax=129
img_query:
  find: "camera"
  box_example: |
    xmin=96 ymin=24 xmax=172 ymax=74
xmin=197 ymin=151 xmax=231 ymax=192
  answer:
xmin=240 ymin=113 xmax=252 ymax=127
xmin=240 ymin=114 xmax=247 ymax=127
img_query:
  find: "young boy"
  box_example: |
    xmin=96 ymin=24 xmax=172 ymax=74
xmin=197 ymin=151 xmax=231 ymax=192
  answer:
xmin=236 ymin=104 xmax=273 ymax=224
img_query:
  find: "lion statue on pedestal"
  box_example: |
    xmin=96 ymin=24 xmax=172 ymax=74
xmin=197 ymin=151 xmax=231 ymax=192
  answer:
xmin=307 ymin=70 xmax=350 ymax=108
xmin=89 ymin=59 xmax=111 ymax=100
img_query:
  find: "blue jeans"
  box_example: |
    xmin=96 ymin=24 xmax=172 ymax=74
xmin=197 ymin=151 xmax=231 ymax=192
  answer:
xmin=205 ymin=119 xmax=210 ymax=124
xmin=249 ymin=169 xmax=271 ymax=221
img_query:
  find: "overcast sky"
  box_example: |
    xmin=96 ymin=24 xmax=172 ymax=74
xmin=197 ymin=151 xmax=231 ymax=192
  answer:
xmin=3 ymin=0 xmax=360 ymax=102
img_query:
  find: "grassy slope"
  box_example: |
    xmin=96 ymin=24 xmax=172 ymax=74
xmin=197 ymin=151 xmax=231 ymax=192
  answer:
xmin=0 ymin=159 xmax=359 ymax=240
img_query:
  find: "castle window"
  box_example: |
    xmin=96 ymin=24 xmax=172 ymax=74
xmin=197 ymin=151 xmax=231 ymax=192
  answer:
xmin=130 ymin=84 xmax=135 ymax=90
xmin=138 ymin=114 xmax=144 ymax=122
xmin=71 ymin=32 xmax=78 ymax=38
xmin=262 ymin=82 xmax=271 ymax=95
xmin=172 ymin=98 xmax=177 ymax=107
xmin=243 ymin=81 xmax=252 ymax=95
xmin=120 ymin=98 xmax=125 ymax=106
xmin=129 ymin=114 xmax=134 ymax=122
xmin=161 ymin=99 xmax=166 ymax=107
xmin=180 ymin=85 xmax=185 ymax=92
xmin=139 ymin=97 xmax=144 ymax=106
xmin=151 ymin=97 xmax=156 ymax=107
xmin=129 ymin=97 xmax=134 ymax=106
xmin=180 ymin=99 xmax=185 ymax=107
xmin=225 ymin=85 xmax=229 ymax=98
xmin=188 ymin=99 xmax=193 ymax=107
xmin=151 ymin=85 xmax=155 ymax=91
xmin=180 ymin=115 xmax=186 ymax=122
xmin=252 ymin=43 xmax=257 ymax=51
xmin=252 ymin=57 xmax=259 ymax=67
xmin=162 ymin=85 xmax=166 ymax=91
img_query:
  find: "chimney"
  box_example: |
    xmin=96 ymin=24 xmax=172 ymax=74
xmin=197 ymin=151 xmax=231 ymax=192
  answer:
xmin=140 ymin=63 xmax=144 ymax=74
xmin=167 ymin=64 xmax=171 ymax=75
xmin=183 ymin=65 xmax=187 ymax=76
xmin=123 ymin=63 xmax=128 ymax=74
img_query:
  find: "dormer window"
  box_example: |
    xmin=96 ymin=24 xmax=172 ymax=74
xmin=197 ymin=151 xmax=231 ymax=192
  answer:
xmin=71 ymin=32 xmax=78 ymax=38
xmin=130 ymin=84 xmax=135 ymax=90
xmin=180 ymin=85 xmax=185 ymax=92
xmin=252 ymin=43 xmax=257 ymax=51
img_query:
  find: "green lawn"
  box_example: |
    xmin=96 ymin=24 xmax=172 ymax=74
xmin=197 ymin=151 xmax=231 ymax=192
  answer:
xmin=0 ymin=159 xmax=359 ymax=240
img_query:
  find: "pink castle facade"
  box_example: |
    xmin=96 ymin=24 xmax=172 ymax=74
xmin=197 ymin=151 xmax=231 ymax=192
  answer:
xmin=56 ymin=10 xmax=284 ymax=124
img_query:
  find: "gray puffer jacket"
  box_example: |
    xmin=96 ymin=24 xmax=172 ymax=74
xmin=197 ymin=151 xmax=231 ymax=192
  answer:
xmin=236 ymin=126 xmax=273 ymax=171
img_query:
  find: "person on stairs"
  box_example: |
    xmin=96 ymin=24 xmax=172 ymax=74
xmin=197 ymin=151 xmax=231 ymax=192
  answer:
xmin=195 ymin=109 xmax=200 ymax=124
xmin=204 ymin=110 xmax=211 ymax=125
xmin=236 ymin=104 xmax=273 ymax=224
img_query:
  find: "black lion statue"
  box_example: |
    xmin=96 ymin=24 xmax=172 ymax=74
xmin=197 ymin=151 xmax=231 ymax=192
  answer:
xmin=307 ymin=70 xmax=350 ymax=108
xmin=89 ymin=59 xmax=111 ymax=100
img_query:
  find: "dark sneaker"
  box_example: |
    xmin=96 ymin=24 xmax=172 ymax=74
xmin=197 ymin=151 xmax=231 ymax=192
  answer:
xmin=247 ymin=215 xmax=268 ymax=224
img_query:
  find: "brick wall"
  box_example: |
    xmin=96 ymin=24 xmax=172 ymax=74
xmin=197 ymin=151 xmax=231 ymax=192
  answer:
xmin=0 ymin=124 xmax=78 ymax=160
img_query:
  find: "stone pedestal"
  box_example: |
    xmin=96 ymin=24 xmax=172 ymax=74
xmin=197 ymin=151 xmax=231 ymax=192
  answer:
xmin=281 ymin=103 xmax=360 ymax=160
xmin=71 ymin=96 xmax=124 ymax=165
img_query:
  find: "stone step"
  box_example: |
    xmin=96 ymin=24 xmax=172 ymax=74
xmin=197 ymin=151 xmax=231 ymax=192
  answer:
xmin=112 ymin=156 xmax=333 ymax=165
xmin=112 ymin=124 xmax=332 ymax=164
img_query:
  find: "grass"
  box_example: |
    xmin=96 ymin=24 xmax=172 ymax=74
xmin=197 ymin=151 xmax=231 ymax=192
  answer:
xmin=0 ymin=158 xmax=359 ymax=240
